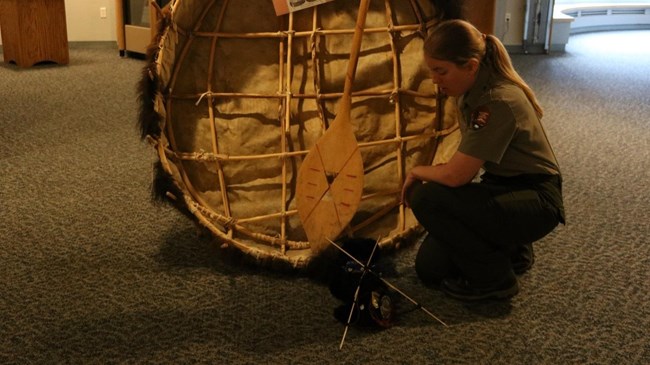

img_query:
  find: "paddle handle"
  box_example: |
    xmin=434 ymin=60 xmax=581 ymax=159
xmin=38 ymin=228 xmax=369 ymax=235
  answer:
xmin=342 ymin=0 xmax=371 ymax=100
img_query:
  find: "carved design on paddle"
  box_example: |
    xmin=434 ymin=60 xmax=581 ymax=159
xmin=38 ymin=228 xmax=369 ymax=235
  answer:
xmin=297 ymin=127 xmax=364 ymax=251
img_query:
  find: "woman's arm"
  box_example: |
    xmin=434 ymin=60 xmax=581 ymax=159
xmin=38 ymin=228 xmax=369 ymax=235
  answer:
xmin=401 ymin=151 xmax=484 ymax=206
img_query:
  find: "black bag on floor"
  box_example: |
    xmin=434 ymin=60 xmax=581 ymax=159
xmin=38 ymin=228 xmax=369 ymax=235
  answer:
xmin=328 ymin=238 xmax=394 ymax=328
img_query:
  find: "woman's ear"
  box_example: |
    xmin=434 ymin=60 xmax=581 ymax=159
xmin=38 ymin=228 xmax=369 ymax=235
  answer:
xmin=464 ymin=58 xmax=480 ymax=73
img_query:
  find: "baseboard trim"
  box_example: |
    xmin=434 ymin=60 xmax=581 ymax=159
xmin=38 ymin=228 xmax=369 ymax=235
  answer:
xmin=68 ymin=41 xmax=118 ymax=48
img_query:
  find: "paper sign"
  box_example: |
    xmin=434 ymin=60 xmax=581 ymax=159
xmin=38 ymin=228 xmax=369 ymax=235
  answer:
xmin=273 ymin=0 xmax=336 ymax=16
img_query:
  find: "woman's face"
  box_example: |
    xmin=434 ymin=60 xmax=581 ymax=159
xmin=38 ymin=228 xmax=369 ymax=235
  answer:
xmin=424 ymin=55 xmax=479 ymax=97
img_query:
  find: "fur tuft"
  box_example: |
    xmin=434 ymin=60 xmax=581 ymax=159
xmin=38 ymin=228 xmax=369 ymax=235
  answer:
xmin=136 ymin=8 xmax=172 ymax=141
xmin=150 ymin=161 xmax=193 ymax=218
xmin=136 ymin=68 xmax=162 ymax=140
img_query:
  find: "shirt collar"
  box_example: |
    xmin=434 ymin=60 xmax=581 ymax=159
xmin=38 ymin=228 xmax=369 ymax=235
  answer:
xmin=460 ymin=64 xmax=492 ymax=110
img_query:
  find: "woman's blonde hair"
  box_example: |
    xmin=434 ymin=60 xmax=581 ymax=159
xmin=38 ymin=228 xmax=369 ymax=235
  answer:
xmin=424 ymin=19 xmax=543 ymax=118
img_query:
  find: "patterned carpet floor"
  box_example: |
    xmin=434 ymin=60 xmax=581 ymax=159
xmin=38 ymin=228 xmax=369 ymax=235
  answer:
xmin=1 ymin=31 xmax=648 ymax=364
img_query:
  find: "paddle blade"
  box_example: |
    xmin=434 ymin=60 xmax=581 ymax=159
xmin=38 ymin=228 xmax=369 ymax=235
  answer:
xmin=296 ymin=122 xmax=364 ymax=253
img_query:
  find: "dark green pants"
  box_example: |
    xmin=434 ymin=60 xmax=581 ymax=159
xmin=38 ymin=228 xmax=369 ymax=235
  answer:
xmin=408 ymin=180 xmax=561 ymax=287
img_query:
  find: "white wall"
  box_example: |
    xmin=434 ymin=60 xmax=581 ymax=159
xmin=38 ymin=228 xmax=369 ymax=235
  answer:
xmin=65 ymin=0 xmax=118 ymax=42
xmin=495 ymin=0 xmax=528 ymax=46
xmin=0 ymin=0 xmax=118 ymax=45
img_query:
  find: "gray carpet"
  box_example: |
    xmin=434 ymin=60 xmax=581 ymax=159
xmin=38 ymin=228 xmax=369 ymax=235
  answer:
xmin=1 ymin=32 xmax=648 ymax=364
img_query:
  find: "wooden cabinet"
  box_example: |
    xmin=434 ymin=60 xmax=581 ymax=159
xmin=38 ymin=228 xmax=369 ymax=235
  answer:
xmin=0 ymin=0 xmax=69 ymax=67
xmin=465 ymin=0 xmax=497 ymax=35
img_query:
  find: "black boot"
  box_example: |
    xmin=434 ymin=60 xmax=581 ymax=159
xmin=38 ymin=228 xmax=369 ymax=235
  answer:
xmin=441 ymin=275 xmax=519 ymax=301
xmin=511 ymin=242 xmax=535 ymax=275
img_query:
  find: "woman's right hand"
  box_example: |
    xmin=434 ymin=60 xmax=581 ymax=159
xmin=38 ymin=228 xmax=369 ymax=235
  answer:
xmin=401 ymin=171 xmax=421 ymax=208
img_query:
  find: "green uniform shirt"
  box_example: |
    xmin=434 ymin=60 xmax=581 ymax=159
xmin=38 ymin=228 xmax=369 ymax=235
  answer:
xmin=457 ymin=64 xmax=565 ymax=223
xmin=457 ymin=64 xmax=561 ymax=177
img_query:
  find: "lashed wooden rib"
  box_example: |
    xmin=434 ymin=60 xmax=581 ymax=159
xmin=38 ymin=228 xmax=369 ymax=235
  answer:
xmin=162 ymin=0 xmax=223 ymax=230
xmin=382 ymin=0 xmax=406 ymax=232
xmin=157 ymin=126 xmax=457 ymax=162
xmin=205 ymin=0 xmax=233 ymax=239
xmin=279 ymin=11 xmax=297 ymax=254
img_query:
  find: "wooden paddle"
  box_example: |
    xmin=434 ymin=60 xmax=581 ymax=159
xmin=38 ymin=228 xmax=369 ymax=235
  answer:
xmin=296 ymin=0 xmax=371 ymax=253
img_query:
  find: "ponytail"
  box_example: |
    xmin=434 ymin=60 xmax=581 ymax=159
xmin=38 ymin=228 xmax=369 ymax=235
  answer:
xmin=484 ymin=34 xmax=543 ymax=118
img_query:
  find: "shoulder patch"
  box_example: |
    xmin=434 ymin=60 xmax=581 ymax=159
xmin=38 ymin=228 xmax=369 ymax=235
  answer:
xmin=471 ymin=105 xmax=490 ymax=130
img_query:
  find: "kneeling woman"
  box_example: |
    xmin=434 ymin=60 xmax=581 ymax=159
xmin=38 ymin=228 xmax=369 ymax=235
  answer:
xmin=402 ymin=20 xmax=565 ymax=301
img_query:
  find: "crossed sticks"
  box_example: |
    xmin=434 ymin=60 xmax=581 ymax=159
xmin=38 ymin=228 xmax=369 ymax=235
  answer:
xmin=326 ymin=238 xmax=448 ymax=349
